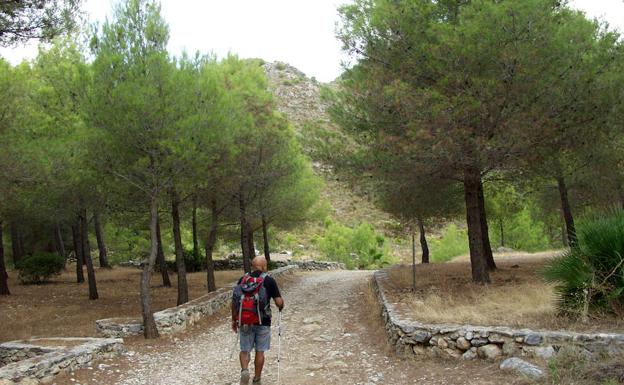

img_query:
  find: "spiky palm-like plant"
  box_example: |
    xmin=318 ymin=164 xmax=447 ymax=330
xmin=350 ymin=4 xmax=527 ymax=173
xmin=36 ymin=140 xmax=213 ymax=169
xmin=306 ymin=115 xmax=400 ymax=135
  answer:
xmin=543 ymin=211 xmax=624 ymax=318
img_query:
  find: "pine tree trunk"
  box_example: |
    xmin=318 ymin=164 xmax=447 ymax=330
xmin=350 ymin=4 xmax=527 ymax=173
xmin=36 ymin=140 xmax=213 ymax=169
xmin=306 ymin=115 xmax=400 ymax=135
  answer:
xmin=616 ymin=180 xmax=624 ymax=210
xmin=18 ymin=228 xmax=25 ymax=260
xmin=156 ymin=217 xmax=171 ymax=287
xmin=71 ymin=223 xmax=85 ymax=283
xmin=478 ymin=180 xmax=496 ymax=271
xmin=171 ymin=188 xmax=188 ymax=305
xmin=80 ymin=208 xmax=99 ymax=300
xmin=411 ymin=229 xmax=416 ymax=292
xmin=417 ymin=217 xmax=429 ymax=264
xmin=53 ymin=223 xmax=66 ymax=260
xmin=10 ymin=223 xmax=23 ymax=264
xmin=141 ymin=196 xmax=160 ymax=339
xmin=205 ymin=198 xmax=218 ymax=292
xmin=93 ymin=212 xmax=111 ymax=268
xmin=557 ymin=175 xmax=577 ymax=247
xmin=192 ymin=196 xmax=199 ymax=258
xmin=239 ymin=193 xmax=252 ymax=273
xmin=247 ymin=226 xmax=255 ymax=261
xmin=261 ymin=213 xmax=270 ymax=263
xmin=463 ymin=168 xmax=491 ymax=284
xmin=0 ymin=221 xmax=10 ymax=295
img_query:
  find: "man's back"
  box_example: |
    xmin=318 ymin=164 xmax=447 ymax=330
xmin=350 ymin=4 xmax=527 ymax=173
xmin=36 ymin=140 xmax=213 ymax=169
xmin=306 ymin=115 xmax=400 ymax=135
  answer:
xmin=231 ymin=256 xmax=285 ymax=385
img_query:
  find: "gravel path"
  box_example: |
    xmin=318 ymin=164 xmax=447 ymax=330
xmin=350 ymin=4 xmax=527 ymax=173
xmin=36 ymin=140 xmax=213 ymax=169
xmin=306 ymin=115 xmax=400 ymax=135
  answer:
xmin=56 ymin=271 xmax=523 ymax=385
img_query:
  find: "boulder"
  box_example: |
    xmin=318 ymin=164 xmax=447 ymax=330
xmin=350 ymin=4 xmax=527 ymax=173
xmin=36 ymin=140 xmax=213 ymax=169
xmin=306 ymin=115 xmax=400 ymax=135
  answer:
xmin=456 ymin=337 xmax=471 ymax=351
xmin=534 ymin=346 xmax=556 ymax=360
xmin=462 ymin=348 xmax=478 ymax=361
xmin=477 ymin=344 xmax=503 ymax=361
xmin=500 ymin=357 xmax=545 ymax=380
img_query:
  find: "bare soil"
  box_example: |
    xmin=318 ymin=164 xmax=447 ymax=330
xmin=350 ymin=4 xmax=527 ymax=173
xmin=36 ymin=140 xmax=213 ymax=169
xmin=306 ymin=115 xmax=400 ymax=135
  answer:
xmin=386 ymin=253 xmax=624 ymax=333
xmin=57 ymin=271 xmax=525 ymax=385
xmin=0 ymin=264 xmax=242 ymax=343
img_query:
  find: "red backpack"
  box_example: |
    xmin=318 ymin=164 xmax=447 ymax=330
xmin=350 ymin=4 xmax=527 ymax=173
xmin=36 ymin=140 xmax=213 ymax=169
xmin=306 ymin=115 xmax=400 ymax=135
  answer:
xmin=232 ymin=272 xmax=270 ymax=326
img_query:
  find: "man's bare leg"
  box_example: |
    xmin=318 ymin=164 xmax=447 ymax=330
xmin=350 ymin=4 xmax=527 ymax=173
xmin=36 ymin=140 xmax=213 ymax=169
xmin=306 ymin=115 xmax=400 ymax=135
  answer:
xmin=240 ymin=352 xmax=251 ymax=384
xmin=240 ymin=351 xmax=251 ymax=369
xmin=254 ymin=351 xmax=264 ymax=380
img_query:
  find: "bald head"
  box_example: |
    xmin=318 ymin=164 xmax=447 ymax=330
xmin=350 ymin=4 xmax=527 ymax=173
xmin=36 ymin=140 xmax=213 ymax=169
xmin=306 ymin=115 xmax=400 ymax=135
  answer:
xmin=252 ymin=256 xmax=268 ymax=272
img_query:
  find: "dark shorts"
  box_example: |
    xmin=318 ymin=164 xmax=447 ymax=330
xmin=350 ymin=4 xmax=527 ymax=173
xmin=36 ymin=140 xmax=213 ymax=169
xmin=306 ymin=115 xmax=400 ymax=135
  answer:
xmin=239 ymin=325 xmax=271 ymax=352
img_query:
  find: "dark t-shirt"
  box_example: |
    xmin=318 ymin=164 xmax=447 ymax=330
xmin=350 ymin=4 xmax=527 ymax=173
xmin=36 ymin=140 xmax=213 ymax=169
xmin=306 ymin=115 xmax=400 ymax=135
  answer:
xmin=237 ymin=270 xmax=281 ymax=326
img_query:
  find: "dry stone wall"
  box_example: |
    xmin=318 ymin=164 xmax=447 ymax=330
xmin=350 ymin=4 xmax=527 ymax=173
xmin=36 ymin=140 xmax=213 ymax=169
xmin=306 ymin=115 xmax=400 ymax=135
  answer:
xmin=0 ymin=338 xmax=124 ymax=384
xmin=373 ymin=270 xmax=624 ymax=362
xmin=97 ymin=262 xmax=343 ymax=338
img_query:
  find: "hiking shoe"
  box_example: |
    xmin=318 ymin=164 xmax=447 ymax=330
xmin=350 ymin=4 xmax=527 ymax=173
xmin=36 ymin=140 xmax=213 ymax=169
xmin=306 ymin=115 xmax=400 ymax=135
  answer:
xmin=252 ymin=378 xmax=261 ymax=385
xmin=240 ymin=369 xmax=250 ymax=385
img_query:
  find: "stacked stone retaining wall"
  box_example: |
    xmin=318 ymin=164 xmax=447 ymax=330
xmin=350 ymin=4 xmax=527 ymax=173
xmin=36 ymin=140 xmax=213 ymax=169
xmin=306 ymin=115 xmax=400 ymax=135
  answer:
xmin=373 ymin=270 xmax=624 ymax=362
xmin=0 ymin=338 xmax=124 ymax=384
xmin=97 ymin=262 xmax=343 ymax=338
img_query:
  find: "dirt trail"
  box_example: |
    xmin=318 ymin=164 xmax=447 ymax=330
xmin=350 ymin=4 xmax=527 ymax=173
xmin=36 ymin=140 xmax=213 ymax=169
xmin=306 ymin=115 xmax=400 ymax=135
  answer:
xmin=58 ymin=271 xmax=523 ymax=385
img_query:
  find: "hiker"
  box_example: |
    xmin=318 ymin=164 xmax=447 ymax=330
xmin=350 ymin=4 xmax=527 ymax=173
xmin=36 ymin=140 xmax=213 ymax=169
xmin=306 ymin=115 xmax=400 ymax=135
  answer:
xmin=232 ymin=255 xmax=284 ymax=385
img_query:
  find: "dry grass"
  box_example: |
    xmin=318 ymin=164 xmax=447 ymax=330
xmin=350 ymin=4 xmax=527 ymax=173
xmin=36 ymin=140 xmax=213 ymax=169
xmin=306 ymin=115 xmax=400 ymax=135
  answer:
xmin=537 ymin=348 xmax=624 ymax=385
xmin=0 ymin=264 xmax=243 ymax=343
xmin=386 ymin=254 xmax=624 ymax=333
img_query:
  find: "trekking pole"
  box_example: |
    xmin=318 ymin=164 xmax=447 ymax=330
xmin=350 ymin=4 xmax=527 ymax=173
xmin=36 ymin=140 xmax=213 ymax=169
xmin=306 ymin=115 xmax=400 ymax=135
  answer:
xmin=277 ymin=310 xmax=282 ymax=385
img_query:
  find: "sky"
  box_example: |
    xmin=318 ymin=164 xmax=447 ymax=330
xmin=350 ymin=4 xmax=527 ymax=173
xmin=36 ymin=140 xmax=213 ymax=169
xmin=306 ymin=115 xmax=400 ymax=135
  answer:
xmin=1 ymin=0 xmax=623 ymax=83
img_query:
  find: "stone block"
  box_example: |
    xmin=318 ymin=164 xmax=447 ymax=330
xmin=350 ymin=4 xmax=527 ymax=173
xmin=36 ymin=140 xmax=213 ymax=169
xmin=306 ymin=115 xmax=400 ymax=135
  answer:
xmin=477 ymin=344 xmax=503 ymax=361
xmin=488 ymin=333 xmax=506 ymax=344
xmin=525 ymin=334 xmax=543 ymax=346
xmin=456 ymin=337 xmax=471 ymax=351
xmin=503 ymin=341 xmax=519 ymax=356
xmin=471 ymin=338 xmax=489 ymax=347
xmin=534 ymin=346 xmax=556 ymax=360
xmin=462 ymin=348 xmax=478 ymax=361
xmin=412 ymin=331 xmax=432 ymax=344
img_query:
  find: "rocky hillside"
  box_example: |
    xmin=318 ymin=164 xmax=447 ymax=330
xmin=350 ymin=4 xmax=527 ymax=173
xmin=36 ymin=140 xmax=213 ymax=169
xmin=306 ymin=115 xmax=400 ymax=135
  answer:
xmin=262 ymin=61 xmax=330 ymax=128
xmin=261 ymin=61 xmax=410 ymax=260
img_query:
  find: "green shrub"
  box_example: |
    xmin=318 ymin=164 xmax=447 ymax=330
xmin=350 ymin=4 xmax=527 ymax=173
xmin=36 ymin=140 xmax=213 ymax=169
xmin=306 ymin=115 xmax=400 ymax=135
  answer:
xmin=16 ymin=253 xmax=65 ymax=284
xmin=489 ymin=206 xmax=551 ymax=252
xmin=317 ymin=220 xmax=393 ymax=269
xmin=429 ymin=224 xmax=469 ymax=262
xmin=543 ymin=211 xmax=624 ymax=317
xmin=165 ymin=249 xmax=206 ymax=273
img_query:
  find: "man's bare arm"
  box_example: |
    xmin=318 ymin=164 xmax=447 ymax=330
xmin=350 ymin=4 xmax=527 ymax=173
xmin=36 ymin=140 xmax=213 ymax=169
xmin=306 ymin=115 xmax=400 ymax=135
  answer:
xmin=274 ymin=296 xmax=284 ymax=311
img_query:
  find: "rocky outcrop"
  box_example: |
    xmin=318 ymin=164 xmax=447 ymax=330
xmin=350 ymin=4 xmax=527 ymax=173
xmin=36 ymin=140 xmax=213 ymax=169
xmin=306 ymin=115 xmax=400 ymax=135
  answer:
xmin=0 ymin=338 xmax=124 ymax=383
xmin=262 ymin=61 xmax=328 ymax=129
xmin=373 ymin=269 xmax=624 ymax=363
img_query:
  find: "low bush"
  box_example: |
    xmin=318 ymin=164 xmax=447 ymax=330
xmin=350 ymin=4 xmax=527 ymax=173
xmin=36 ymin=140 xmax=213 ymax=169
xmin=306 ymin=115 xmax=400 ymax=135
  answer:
xmin=429 ymin=224 xmax=469 ymax=262
xmin=16 ymin=253 xmax=65 ymax=284
xmin=165 ymin=249 xmax=206 ymax=273
xmin=543 ymin=211 xmax=624 ymax=317
xmin=317 ymin=220 xmax=393 ymax=269
xmin=489 ymin=206 xmax=551 ymax=252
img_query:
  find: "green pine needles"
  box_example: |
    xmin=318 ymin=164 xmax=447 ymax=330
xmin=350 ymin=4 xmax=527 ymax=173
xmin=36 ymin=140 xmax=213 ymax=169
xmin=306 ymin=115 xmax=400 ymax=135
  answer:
xmin=543 ymin=211 xmax=624 ymax=318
